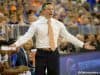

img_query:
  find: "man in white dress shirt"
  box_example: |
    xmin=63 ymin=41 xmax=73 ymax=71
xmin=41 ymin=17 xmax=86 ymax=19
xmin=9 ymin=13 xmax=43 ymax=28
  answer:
xmin=10 ymin=2 xmax=95 ymax=75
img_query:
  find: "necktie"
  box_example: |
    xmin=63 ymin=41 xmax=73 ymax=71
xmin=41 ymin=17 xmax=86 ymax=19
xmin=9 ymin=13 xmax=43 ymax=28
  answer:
xmin=48 ymin=19 xmax=55 ymax=51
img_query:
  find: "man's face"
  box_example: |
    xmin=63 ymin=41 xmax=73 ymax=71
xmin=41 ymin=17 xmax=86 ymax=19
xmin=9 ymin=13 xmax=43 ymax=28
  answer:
xmin=43 ymin=4 xmax=55 ymax=17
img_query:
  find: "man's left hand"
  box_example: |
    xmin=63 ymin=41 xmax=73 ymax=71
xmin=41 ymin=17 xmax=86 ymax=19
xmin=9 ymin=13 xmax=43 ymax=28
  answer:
xmin=83 ymin=42 xmax=96 ymax=50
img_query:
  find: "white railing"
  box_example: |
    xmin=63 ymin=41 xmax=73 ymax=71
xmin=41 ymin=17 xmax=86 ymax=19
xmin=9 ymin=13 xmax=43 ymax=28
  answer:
xmin=67 ymin=25 xmax=100 ymax=35
xmin=0 ymin=24 xmax=100 ymax=41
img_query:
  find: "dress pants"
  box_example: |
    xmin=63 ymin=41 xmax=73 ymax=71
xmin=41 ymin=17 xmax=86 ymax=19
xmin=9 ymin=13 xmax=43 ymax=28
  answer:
xmin=35 ymin=48 xmax=59 ymax=75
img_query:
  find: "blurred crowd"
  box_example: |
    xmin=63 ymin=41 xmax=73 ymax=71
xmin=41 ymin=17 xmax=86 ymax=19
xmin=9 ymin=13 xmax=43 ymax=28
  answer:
xmin=0 ymin=0 xmax=100 ymax=75
xmin=0 ymin=39 xmax=36 ymax=75
xmin=59 ymin=33 xmax=100 ymax=54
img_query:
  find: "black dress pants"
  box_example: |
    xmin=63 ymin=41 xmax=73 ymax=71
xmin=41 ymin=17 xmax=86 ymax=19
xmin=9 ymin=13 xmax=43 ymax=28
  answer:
xmin=35 ymin=48 xmax=59 ymax=75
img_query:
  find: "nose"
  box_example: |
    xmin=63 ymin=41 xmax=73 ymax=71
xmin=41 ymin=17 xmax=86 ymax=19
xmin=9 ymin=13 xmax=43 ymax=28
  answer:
xmin=50 ymin=9 xmax=54 ymax=12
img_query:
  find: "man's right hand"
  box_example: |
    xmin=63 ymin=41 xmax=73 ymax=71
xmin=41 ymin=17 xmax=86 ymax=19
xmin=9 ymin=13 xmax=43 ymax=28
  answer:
xmin=10 ymin=44 xmax=16 ymax=47
xmin=9 ymin=44 xmax=18 ymax=51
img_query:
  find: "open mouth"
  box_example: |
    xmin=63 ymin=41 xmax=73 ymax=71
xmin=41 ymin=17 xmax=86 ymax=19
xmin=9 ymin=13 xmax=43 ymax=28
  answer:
xmin=49 ymin=13 xmax=53 ymax=16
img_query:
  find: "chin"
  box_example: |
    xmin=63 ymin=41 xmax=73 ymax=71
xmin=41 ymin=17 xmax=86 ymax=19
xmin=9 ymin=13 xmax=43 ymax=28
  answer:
xmin=49 ymin=14 xmax=53 ymax=17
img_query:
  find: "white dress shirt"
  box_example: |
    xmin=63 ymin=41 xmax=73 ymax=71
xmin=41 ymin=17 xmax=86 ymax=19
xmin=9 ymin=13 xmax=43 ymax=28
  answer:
xmin=15 ymin=16 xmax=84 ymax=48
xmin=0 ymin=54 xmax=1 ymax=62
xmin=18 ymin=71 xmax=31 ymax=75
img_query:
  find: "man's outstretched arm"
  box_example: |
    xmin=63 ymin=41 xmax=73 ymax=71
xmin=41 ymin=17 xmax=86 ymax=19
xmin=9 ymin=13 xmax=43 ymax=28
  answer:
xmin=60 ymin=23 xmax=95 ymax=50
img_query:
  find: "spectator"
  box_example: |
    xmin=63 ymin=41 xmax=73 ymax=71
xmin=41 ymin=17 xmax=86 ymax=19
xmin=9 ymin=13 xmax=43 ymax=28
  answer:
xmin=8 ymin=14 xmax=19 ymax=25
xmin=86 ymin=34 xmax=97 ymax=47
xmin=27 ymin=10 xmax=38 ymax=25
xmin=96 ymin=34 xmax=100 ymax=50
xmin=18 ymin=13 xmax=26 ymax=26
xmin=87 ymin=0 xmax=96 ymax=12
xmin=10 ymin=39 xmax=34 ymax=75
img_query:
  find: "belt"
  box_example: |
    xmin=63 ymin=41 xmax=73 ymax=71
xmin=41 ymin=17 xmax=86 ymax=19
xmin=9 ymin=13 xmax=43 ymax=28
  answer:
xmin=37 ymin=48 xmax=51 ymax=51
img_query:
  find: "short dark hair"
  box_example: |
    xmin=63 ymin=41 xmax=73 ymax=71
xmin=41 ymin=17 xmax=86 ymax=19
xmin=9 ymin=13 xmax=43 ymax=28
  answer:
xmin=39 ymin=2 xmax=52 ymax=13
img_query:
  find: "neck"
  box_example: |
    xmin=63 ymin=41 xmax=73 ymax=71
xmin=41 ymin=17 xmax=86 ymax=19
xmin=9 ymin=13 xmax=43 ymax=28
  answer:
xmin=41 ymin=14 xmax=51 ymax=19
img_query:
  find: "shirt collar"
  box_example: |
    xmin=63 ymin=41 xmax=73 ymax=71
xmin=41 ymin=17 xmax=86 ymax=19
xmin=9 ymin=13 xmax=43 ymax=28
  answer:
xmin=39 ymin=16 xmax=52 ymax=23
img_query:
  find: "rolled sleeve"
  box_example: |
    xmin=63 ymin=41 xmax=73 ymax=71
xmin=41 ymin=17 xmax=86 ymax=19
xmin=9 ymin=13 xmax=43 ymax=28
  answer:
xmin=60 ymin=24 xmax=84 ymax=48
xmin=15 ymin=23 xmax=36 ymax=47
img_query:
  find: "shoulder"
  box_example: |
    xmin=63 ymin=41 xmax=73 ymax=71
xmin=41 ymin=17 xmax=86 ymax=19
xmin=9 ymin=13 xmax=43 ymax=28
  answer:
xmin=29 ymin=19 xmax=40 ymax=28
xmin=52 ymin=18 xmax=64 ymax=25
xmin=52 ymin=18 xmax=64 ymax=28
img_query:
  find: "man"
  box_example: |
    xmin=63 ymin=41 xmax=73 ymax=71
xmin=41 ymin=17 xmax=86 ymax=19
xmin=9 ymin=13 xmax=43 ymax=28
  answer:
xmin=10 ymin=3 xmax=95 ymax=75
xmin=10 ymin=39 xmax=34 ymax=75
